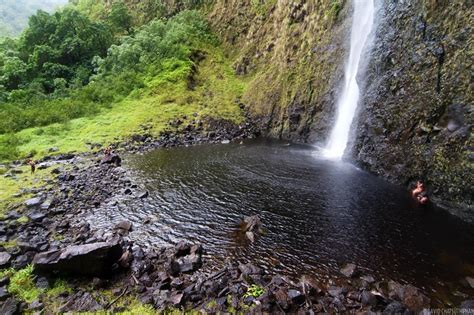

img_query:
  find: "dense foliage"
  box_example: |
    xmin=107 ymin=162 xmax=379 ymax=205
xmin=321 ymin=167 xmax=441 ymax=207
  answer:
xmin=0 ymin=7 xmax=115 ymax=134
xmin=0 ymin=0 xmax=214 ymax=160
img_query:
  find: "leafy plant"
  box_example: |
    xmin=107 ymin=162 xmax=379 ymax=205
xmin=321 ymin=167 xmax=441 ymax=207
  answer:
xmin=46 ymin=279 xmax=72 ymax=297
xmin=17 ymin=216 xmax=29 ymax=224
xmin=8 ymin=265 xmax=42 ymax=303
xmin=244 ymin=284 xmax=265 ymax=298
xmin=0 ymin=133 xmax=21 ymax=161
xmin=330 ymin=0 xmax=343 ymax=21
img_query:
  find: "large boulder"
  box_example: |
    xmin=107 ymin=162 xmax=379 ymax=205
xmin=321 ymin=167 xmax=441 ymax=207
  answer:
xmin=388 ymin=281 xmax=430 ymax=312
xmin=101 ymin=154 xmax=121 ymax=166
xmin=168 ymin=243 xmax=203 ymax=275
xmin=25 ymin=197 xmax=42 ymax=208
xmin=402 ymin=285 xmax=430 ymax=312
xmin=241 ymin=215 xmax=263 ymax=242
xmin=340 ymin=263 xmax=359 ymax=278
xmin=242 ymin=215 xmax=262 ymax=232
xmin=33 ymin=242 xmax=122 ymax=277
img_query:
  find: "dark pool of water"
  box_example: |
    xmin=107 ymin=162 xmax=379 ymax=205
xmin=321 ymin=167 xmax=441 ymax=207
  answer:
xmin=87 ymin=140 xmax=474 ymax=305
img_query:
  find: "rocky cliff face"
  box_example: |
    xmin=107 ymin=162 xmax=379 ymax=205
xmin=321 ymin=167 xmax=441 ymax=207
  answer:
xmin=207 ymin=0 xmax=472 ymax=220
xmin=208 ymin=0 xmax=350 ymax=145
xmin=350 ymin=0 xmax=473 ymax=220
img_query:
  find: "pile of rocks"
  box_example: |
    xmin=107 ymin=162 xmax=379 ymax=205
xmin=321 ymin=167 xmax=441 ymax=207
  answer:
xmin=121 ymin=115 xmax=261 ymax=154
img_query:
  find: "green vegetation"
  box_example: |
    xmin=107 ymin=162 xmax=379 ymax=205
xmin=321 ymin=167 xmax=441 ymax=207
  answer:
xmin=0 ymin=163 xmax=52 ymax=216
xmin=3 ymin=265 xmax=41 ymax=303
xmin=329 ymin=0 xmax=343 ymax=21
xmin=101 ymin=291 xmax=157 ymax=315
xmin=0 ymin=239 xmax=18 ymax=249
xmin=17 ymin=215 xmax=29 ymax=224
xmin=251 ymin=0 xmax=277 ymax=16
xmin=0 ymin=1 xmax=247 ymax=163
xmin=46 ymin=278 xmax=73 ymax=297
xmin=3 ymin=44 xmax=247 ymax=161
xmin=0 ymin=266 xmax=74 ymax=310
xmin=0 ymin=1 xmax=248 ymax=236
xmin=244 ymin=284 xmax=265 ymax=298
xmin=0 ymin=7 xmax=116 ymax=134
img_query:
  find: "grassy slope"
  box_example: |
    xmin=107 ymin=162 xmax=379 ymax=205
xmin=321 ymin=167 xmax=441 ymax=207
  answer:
xmin=13 ymin=46 xmax=247 ymax=158
xmin=0 ymin=45 xmax=248 ymax=213
xmin=0 ymin=164 xmax=53 ymax=218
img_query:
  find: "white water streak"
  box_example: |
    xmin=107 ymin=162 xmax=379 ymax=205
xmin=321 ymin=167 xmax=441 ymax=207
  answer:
xmin=323 ymin=0 xmax=375 ymax=159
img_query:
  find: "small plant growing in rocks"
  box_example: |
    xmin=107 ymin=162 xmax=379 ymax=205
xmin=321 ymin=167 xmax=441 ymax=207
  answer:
xmin=244 ymin=284 xmax=265 ymax=298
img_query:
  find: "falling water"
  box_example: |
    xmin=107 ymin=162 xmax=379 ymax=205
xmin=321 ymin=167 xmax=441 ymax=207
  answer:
xmin=323 ymin=0 xmax=375 ymax=159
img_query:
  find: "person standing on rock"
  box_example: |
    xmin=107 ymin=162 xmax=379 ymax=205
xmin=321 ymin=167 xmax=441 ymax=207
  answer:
xmin=27 ymin=159 xmax=36 ymax=174
xmin=101 ymin=146 xmax=121 ymax=167
xmin=104 ymin=146 xmax=112 ymax=156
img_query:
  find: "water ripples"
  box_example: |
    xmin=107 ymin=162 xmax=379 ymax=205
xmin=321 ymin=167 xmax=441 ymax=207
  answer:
xmin=85 ymin=140 xmax=474 ymax=304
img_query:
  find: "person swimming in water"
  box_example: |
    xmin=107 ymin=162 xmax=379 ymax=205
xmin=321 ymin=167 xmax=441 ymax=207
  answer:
xmin=412 ymin=180 xmax=429 ymax=205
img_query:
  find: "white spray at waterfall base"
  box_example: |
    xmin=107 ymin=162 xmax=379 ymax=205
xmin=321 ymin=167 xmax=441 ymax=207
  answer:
xmin=323 ymin=0 xmax=375 ymax=159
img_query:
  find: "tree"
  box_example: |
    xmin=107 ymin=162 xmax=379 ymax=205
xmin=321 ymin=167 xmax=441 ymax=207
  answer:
xmin=10 ymin=8 xmax=114 ymax=94
xmin=0 ymin=54 xmax=29 ymax=90
xmin=108 ymin=1 xmax=132 ymax=34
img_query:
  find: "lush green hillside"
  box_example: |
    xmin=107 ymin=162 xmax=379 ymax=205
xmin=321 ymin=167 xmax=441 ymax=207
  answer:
xmin=0 ymin=0 xmax=68 ymax=37
xmin=0 ymin=0 xmax=247 ymax=161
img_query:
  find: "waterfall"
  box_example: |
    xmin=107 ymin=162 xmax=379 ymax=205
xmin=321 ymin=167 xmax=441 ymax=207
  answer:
xmin=323 ymin=0 xmax=375 ymax=159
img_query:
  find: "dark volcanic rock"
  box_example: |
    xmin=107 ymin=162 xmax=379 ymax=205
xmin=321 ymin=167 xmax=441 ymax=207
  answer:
xmin=175 ymin=241 xmax=191 ymax=257
xmin=0 ymin=252 xmax=12 ymax=268
xmin=28 ymin=300 xmax=44 ymax=311
xmin=0 ymin=286 xmax=11 ymax=301
xmin=360 ymin=275 xmax=376 ymax=283
xmin=28 ymin=212 xmax=46 ymax=222
xmin=242 ymin=215 xmax=262 ymax=232
xmin=351 ymin=1 xmax=473 ymax=221
xmin=288 ymin=289 xmax=305 ymax=305
xmin=0 ymin=297 xmax=19 ymax=315
xmin=60 ymin=292 xmax=103 ymax=312
xmin=383 ymin=301 xmax=409 ymax=314
xmin=12 ymin=252 xmax=35 ymax=269
xmin=114 ymin=221 xmax=132 ymax=233
xmin=101 ymin=154 xmax=122 ymax=167
xmin=40 ymin=198 xmax=54 ymax=211
xmin=33 ymin=242 xmax=122 ymax=277
xmin=402 ymin=285 xmax=430 ymax=312
xmin=239 ymin=263 xmax=263 ymax=279
xmin=35 ymin=277 xmax=50 ymax=289
xmin=328 ymin=286 xmax=344 ymax=298
xmin=465 ymin=276 xmax=474 ymax=289
xmin=340 ymin=263 xmax=358 ymax=278
xmin=25 ymin=197 xmax=42 ymax=208
xmin=138 ymin=191 xmax=149 ymax=199
xmin=361 ymin=290 xmax=377 ymax=306
xmin=241 ymin=215 xmax=264 ymax=242
xmin=171 ymin=254 xmax=202 ymax=275
xmin=0 ymin=277 xmax=9 ymax=286
xmin=118 ymin=250 xmax=133 ymax=269
xmin=168 ymin=291 xmax=184 ymax=306
xmin=388 ymin=280 xmax=404 ymax=300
